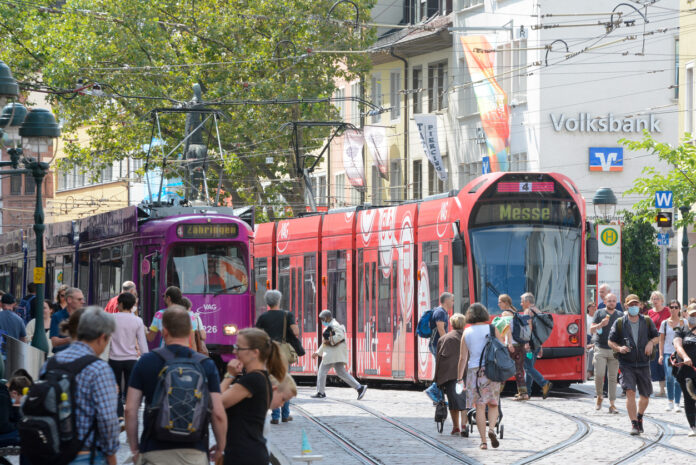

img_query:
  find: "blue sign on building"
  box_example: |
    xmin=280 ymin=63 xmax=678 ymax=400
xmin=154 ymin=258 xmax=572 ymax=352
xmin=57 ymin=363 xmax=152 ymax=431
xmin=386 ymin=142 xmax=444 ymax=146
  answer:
xmin=589 ymin=147 xmax=623 ymax=172
xmin=482 ymin=156 xmax=490 ymax=174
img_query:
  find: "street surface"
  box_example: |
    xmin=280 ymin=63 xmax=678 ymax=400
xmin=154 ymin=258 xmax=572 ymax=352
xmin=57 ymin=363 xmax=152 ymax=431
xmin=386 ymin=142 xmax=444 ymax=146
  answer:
xmin=6 ymin=381 xmax=695 ymax=464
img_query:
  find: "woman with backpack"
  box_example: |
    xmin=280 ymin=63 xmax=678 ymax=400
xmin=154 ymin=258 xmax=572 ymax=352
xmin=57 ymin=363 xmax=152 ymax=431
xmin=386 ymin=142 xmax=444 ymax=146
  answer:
xmin=495 ymin=295 xmax=528 ymax=401
xmin=457 ymin=303 xmax=503 ymax=450
xmin=221 ymin=328 xmax=287 ymax=465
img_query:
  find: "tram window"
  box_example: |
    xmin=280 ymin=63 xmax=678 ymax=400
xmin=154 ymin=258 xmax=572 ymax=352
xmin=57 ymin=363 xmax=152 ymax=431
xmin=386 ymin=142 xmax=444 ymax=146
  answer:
xmin=278 ymin=272 xmax=290 ymax=311
xmin=291 ymin=268 xmax=296 ymax=317
xmin=358 ymin=250 xmax=364 ymax=329
xmin=423 ymin=241 xmax=440 ymax=308
xmin=296 ymin=267 xmax=303 ymax=336
xmin=254 ymin=258 xmax=268 ymax=322
xmin=166 ymin=244 xmax=248 ymax=294
xmin=391 ymin=261 xmax=397 ymax=332
xmin=304 ymin=255 xmax=316 ymax=332
xmin=444 ymin=255 xmax=449 ymax=291
xmin=378 ymin=266 xmax=390 ymax=332
xmin=327 ymin=250 xmax=348 ymax=326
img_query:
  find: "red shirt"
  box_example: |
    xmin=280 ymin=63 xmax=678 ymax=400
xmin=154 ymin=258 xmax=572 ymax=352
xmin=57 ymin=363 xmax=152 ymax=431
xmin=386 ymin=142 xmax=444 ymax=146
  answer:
xmin=104 ymin=295 xmax=119 ymax=314
xmin=648 ymin=306 xmax=670 ymax=328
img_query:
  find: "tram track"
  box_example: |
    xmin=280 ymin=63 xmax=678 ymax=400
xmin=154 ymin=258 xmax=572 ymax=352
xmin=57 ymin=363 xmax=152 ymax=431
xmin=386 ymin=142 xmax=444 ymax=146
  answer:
xmin=293 ymin=403 xmax=384 ymax=465
xmin=329 ymin=398 xmax=483 ymax=465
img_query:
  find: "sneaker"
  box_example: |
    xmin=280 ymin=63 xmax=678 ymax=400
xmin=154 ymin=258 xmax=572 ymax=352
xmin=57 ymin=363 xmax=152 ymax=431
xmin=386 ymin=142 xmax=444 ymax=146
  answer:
xmin=270 ymin=419 xmax=279 ymax=425
xmin=637 ymin=418 xmax=644 ymax=433
xmin=311 ymin=392 xmax=326 ymax=398
xmin=674 ymin=404 xmax=681 ymax=413
xmin=686 ymin=379 xmax=696 ymax=401
xmin=689 ymin=427 xmax=696 ymax=437
xmin=630 ymin=421 xmax=640 ymax=436
xmin=357 ymin=385 xmax=368 ymax=400
xmin=282 ymin=416 xmax=293 ymax=423
xmin=542 ymin=382 xmax=552 ymax=400
xmin=666 ymin=401 xmax=674 ymax=412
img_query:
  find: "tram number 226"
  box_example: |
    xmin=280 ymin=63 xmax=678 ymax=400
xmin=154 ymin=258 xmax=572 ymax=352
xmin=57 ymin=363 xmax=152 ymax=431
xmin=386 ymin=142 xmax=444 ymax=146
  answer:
xmin=203 ymin=325 xmax=218 ymax=334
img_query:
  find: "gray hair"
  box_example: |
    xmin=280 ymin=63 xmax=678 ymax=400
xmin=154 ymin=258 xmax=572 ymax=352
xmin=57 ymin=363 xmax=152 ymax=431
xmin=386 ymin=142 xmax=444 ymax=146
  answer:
xmin=439 ymin=292 xmax=454 ymax=305
xmin=65 ymin=287 xmax=83 ymax=299
xmin=319 ymin=309 xmax=333 ymax=321
xmin=77 ymin=306 xmax=116 ymax=342
xmin=450 ymin=313 xmax=466 ymax=330
xmin=265 ymin=290 xmax=282 ymax=308
xmin=650 ymin=290 xmax=664 ymax=303
xmin=599 ymin=283 xmax=611 ymax=293
xmin=521 ymin=292 xmax=535 ymax=305
xmin=122 ymin=281 xmax=136 ymax=292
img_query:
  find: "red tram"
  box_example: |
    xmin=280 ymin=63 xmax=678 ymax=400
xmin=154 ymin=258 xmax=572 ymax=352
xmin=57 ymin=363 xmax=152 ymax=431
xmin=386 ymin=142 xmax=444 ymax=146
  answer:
xmin=253 ymin=172 xmax=590 ymax=385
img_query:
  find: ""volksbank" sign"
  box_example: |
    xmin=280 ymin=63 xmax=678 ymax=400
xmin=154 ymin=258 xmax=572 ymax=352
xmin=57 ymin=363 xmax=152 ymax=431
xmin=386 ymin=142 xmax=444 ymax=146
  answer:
xmin=550 ymin=113 xmax=661 ymax=133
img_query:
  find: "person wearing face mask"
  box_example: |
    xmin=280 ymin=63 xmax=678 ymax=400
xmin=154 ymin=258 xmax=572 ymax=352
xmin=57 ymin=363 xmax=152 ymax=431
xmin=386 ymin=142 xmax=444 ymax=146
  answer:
xmin=608 ymin=294 xmax=660 ymax=436
xmin=312 ymin=309 xmax=367 ymax=400
xmin=590 ymin=293 xmax=623 ymax=412
xmin=672 ymin=305 xmax=696 ymax=435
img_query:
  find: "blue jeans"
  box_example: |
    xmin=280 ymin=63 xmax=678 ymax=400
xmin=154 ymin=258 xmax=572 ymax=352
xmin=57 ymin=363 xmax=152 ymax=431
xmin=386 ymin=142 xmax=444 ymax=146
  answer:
xmin=525 ymin=347 xmax=548 ymax=393
xmin=664 ymin=353 xmax=682 ymax=404
xmin=68 ymin=451 xmax=106 ymax=465
xmin=272 ymin=400 xmax=290 ymax=421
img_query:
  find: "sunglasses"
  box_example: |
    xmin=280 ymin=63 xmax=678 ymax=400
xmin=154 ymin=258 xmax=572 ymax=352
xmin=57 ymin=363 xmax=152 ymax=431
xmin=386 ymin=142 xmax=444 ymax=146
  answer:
xmin=670 ymin=306 xmax=680 ymax=309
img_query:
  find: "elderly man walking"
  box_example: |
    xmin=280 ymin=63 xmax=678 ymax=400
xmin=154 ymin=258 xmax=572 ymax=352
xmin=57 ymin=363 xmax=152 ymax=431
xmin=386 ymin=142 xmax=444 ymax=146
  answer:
xmin=311 ymin=309 xmax=367 ymax=400
xmin=591 ymin=293 xmax=623 ymax=413
xmin=104 ymin=281 xmax=137 ymax=314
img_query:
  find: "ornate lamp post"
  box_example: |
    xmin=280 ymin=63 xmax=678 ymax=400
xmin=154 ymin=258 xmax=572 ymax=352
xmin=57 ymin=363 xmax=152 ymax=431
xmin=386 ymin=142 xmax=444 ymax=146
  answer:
xmin=680 ymin=206 xmax=690 ymax=305
xmin=0 ymin=61 xmax=61 ymax=353
xmin=593 ymin=187 xmax=617 ymax=221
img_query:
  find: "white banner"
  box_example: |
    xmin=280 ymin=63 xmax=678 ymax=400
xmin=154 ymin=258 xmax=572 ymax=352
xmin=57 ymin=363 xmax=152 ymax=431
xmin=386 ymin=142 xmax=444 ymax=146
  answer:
xmin=597 ymin=225 xmax=622 ymax=304
xmin=414 ymin=114 xmax=447 ymax=181
xmin=364 ymin=126 xmax=389 ymax=180
xmin=343 ymin=129 xmax=365 ymax=187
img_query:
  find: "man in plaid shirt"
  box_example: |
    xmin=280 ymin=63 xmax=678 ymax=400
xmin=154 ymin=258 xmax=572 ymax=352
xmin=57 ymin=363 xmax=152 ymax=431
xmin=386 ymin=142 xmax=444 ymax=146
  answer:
xmin=40 ymin=307 xmax=120 ymax=465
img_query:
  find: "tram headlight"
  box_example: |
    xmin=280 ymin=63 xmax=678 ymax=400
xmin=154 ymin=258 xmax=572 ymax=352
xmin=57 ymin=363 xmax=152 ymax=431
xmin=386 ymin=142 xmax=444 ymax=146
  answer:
xmin=567 ymin=323 xmax=579 ymax=335
xmin=223 ymin=324 xmax=238 ymax=336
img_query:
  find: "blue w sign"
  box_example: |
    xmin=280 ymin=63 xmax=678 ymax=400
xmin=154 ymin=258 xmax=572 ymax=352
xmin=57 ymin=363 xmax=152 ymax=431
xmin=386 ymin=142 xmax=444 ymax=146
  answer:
xmin=655 ymin=191 xmax=673 ymax=209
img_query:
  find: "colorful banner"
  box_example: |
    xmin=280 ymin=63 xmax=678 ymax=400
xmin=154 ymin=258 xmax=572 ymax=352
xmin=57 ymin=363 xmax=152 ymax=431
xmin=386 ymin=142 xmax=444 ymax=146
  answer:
xmin=460 ymin=35 xmax=510 ymax=172
xmin=414 ymin=114 xmax=447 ymax=181
xmin=343 ymin=129 xmax=365 ymax=187
xmin=364 ymin=126 xmax=389 ymax=180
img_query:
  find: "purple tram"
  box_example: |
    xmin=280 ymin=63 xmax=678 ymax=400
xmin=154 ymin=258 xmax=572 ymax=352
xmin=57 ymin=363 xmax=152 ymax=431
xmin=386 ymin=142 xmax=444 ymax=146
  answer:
xmin=1 ymin=204 xmax=254 ymax=364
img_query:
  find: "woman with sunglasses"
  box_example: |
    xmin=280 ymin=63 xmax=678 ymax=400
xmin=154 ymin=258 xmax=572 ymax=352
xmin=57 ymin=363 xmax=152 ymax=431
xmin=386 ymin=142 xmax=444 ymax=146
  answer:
xmin=659 ymin=300 xmax=687 ymax=412
xmin=221 ymin=328 xmax=286 ymax=465
xmin=53 ymin=284 xmax=68 ymax=313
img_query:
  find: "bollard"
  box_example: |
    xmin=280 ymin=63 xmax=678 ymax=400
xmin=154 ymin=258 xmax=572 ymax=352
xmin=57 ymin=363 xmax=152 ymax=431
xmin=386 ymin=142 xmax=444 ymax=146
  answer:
xmin=292 ymin=429 xmax=322 ymax=464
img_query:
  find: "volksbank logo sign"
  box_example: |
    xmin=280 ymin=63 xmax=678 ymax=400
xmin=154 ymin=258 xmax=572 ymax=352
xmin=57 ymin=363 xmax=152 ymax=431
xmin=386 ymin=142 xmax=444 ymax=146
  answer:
xmin=550 ymin=113 xmax=661 ymax=133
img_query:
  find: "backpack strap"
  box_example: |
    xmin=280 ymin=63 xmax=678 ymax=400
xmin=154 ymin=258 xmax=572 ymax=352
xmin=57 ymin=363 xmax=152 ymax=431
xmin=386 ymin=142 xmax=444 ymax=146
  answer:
xmin=43 ymin=354 xmax=100 ymax=376
xmin=153 ymin=346 xmax=209 ymax=364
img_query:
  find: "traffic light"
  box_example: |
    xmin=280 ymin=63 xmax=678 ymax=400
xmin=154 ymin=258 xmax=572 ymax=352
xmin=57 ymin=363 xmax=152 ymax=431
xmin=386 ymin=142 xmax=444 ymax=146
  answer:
xmin=656 ymin=212 xmax=672 ymax=228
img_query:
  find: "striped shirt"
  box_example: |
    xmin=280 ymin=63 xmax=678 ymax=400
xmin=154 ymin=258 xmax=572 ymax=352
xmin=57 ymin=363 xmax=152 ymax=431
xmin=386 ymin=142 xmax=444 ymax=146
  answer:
xmin=40 ymin=341 xmax=120 ymax=456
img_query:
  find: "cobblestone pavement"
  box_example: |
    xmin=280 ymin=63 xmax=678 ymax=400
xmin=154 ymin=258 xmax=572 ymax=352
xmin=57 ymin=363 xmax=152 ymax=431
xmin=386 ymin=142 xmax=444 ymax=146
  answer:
xmin=6 ymin=381 xmax=695 ymax=464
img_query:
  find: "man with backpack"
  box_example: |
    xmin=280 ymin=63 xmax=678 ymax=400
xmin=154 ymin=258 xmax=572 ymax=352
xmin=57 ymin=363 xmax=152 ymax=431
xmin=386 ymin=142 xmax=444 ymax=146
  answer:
xmin=423 ymin=293 xmax=454 ymax=404
xmin=520 ymin=293 xmax=552 ymax=399
xmin=19 ymin=307 xmax=120 ymax=465
xmin=608 ymin=294 xmax=660 ymax=436
xmin=126 ymin=305 xmax=226 ymax=465
xmin=15 ymin=283 xmax=36 ymax=324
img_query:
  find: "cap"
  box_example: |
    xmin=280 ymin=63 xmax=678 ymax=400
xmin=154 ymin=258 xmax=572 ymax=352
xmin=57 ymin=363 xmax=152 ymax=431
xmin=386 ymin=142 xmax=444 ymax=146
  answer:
xmin=687 ymin=306 xmax=696 ymax=316
xmin=625 ymin=294 xmax=640 ymax=306
xmin=1 ymin=293 xmax=15 ymax=304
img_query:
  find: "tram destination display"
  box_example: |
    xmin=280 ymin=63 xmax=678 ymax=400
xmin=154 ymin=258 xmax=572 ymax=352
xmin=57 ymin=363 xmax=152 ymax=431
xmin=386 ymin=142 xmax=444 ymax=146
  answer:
xmin=177 ymin=223 xmax=239 ymax=239
xmin=472 ymin=200 xmax=580 ymax=227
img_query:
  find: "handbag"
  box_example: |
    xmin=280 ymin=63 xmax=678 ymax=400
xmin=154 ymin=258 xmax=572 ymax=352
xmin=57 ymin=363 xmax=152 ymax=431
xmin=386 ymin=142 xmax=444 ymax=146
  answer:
xmin=280 ymin=311 xmax=299 ymax=364
xmin=434 ymin=400 xmax=448 ymax=433
xmin=194 ymin=315 xmax=209 ymax=356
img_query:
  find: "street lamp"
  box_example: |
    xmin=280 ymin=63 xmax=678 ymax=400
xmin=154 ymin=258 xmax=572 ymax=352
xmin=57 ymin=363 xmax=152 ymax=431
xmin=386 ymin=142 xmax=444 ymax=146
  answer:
xmin=0 ymin=102 xmax=27 ymax=147
xmin=0 ymin=61 xmax=19 ymax=108
xmin=679 ymin=206 xmax=690 ymax=305
xmin=593 ymin=187 xmax=618 ymax=220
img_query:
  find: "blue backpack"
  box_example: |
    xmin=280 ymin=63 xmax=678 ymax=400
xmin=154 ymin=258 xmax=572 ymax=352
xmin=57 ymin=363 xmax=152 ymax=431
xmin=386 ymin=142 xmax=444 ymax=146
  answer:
xmin=511 ymin=312 xmax=532 ymax=343
xmin=479 ymin=325 xmax=516 ymax=383
xmin=417 ymin=309 xmax=435 ymax=338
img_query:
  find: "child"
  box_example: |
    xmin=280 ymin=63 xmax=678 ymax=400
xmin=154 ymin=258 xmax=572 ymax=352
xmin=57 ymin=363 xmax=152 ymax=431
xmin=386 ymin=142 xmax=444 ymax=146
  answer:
xmin=7 ymin=376 xmax=32 ymax=406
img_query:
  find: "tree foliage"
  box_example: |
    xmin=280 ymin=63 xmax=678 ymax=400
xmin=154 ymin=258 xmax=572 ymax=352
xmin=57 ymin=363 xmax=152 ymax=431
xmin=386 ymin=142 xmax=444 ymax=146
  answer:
xmin=620 ymin=210 xmax=659 ymax=301
xmin=0 ymin=0 xmax=376 ymax=218
xmin=620 ymin=131 xmax=696 ymax=228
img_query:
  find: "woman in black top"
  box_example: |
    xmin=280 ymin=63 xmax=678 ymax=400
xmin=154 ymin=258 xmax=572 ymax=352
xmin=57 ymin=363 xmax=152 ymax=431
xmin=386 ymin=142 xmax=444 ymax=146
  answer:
xmin=673 ymin=306 xmax=696 ymax=435
xmin=221 ymin=328 xmax=287 ymax=465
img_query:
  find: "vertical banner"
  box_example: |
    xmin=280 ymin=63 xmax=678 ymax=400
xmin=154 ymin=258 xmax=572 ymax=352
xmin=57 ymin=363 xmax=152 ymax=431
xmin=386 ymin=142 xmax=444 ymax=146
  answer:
xmin=597 ymin=225 xmax=622 ymax=304
xmin=413 ymin=114 xmax=447 ymax=181
xmin=343 ymin=129 xmax=365 ymax=187
xmin=460 ymin=35 xmax=510 ymax=172
xmin=364 ymin=126 xmax=389 ymax=180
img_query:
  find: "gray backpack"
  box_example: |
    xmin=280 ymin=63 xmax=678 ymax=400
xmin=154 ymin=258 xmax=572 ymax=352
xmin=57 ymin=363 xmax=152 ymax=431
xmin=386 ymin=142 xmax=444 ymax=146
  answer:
xmin=479 ymin=325 xmax=516 ymax=383
xmin=149 ymin=347 xmax=211 ymax=443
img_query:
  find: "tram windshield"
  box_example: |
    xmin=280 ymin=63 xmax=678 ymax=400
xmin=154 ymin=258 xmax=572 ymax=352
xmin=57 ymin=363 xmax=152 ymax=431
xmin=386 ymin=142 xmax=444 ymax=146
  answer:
xmin=166 ymin=244 xmax=248 ymax=294
xmin=470 ymin=225 xmax=581 ymax=316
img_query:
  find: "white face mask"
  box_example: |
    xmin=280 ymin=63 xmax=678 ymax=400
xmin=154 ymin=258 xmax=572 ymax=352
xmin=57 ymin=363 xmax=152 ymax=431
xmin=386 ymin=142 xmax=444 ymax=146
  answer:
xmin=688 ymin=316 xmax=696 ymax=326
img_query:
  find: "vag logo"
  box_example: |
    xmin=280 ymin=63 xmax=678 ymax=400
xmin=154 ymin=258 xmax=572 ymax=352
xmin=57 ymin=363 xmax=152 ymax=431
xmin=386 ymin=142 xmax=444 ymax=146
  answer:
xmin=589 ymin=147 xmax=623 ymax=172
xmin=196 ymin=303 xmax=219 ymax=314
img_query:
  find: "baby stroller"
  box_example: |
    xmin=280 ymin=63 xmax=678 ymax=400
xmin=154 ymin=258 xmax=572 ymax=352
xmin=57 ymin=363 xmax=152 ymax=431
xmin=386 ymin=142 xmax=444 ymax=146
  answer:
xmin=465 ymin=398 xmax=504 ymax=439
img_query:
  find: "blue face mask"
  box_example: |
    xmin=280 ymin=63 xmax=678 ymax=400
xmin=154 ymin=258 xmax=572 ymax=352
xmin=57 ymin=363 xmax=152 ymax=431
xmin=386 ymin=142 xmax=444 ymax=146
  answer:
xmin=628 ymin=306 xmax=640 ymax=316
xmin=321 ymin=321 xmax=329 ymax=327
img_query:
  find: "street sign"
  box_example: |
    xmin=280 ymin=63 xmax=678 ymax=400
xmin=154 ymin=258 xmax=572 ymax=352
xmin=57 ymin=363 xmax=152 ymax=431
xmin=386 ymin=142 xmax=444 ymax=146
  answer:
xmin=657 ymin=233 xmax=670 ymax=246
xmin=656 ymin=212 xmax=673 ymax=228
xmin=482 ymin=156 xmax=490 ymax=174
xmin=655 ymin=191 xmax=673 ymax=209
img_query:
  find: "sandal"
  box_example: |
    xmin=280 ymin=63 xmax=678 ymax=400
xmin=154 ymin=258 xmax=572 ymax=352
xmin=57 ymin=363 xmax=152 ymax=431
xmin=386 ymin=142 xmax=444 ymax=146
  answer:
xmin=488 ymin=430 xmax=499 ymax=449
xmin=479 ymin=442 xmax=487 ymax=450
xmin=450 ymin=428 xmax=461 ymax=436
xmin=513 ymin=394 xmax=529 ymax=401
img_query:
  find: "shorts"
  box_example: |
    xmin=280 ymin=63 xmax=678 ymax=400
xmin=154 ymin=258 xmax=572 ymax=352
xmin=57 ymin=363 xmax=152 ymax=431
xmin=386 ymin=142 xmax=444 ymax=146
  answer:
xmin=619 ymin=365 xmax=653 ymax=397
xmin=440 ymin=380 xmax=467 ymax=411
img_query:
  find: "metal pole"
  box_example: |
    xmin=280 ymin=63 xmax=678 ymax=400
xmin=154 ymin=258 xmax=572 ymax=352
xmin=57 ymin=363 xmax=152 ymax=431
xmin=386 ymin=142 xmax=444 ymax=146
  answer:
xmin=680 ymin=206 xmax=690 ymax=305
xmin=660 ymin=237 xmax=667 ymax=297
xmin=30 ymin=160 xmax=49 ymax=352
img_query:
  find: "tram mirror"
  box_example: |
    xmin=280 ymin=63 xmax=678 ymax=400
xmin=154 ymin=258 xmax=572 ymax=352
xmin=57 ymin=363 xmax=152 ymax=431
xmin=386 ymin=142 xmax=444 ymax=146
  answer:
xmin=452 ymin=237 xmax=465 ymax=265
xmin=586 ymin=237 xmax=598 ymax=265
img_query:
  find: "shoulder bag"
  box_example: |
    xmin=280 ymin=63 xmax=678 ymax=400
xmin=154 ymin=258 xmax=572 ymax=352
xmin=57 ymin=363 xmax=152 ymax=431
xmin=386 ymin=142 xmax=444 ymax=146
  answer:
xmin=194 ymin=314 xmax=209 ymax=356
xmin=279 ymin=311 xmax=299 ymax=364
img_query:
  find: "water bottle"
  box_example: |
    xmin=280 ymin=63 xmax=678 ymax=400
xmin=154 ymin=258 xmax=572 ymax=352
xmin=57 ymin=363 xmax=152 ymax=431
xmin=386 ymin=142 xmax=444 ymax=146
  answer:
xmin=58 ymin=391 xmax=72 ymax=438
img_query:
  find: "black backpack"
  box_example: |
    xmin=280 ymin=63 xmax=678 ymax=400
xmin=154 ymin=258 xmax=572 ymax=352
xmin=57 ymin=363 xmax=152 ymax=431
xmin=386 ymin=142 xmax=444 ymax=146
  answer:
xmin=148 ymin=347 xmax=211 ymax=443
xmin=18 ymin=355 xmax=99 ymax=465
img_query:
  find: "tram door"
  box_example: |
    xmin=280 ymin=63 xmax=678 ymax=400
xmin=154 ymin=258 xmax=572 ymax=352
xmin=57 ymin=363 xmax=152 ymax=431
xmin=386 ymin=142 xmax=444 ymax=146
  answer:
xmin=357 ymin=248 xmax=390 ymax=377
xmin=254 ymin=257 xmax=269 ymax=324
xmin=326 ymin=250 xmax=352 ymax=370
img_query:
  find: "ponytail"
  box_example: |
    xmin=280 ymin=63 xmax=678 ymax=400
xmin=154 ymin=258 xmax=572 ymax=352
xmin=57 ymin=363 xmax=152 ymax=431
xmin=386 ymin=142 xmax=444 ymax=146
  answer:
xmin=267 ymin=341 xmax=287 ymax=381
